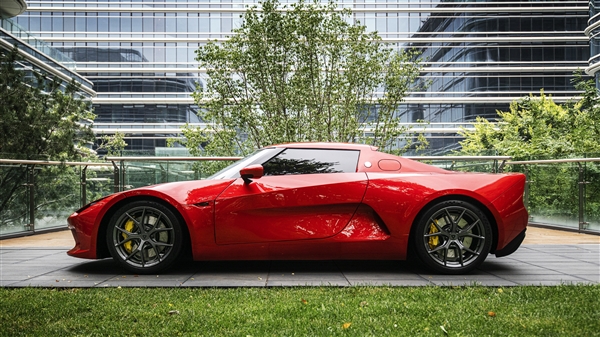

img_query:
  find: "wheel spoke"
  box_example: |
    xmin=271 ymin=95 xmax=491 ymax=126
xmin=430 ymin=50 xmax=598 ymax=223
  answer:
xmin=150 ymin=213 xmax=162 ymax=232
xmin=455 ymin=209 xmax=466 ymax=227
xmin=153 ymin=241 xmax=173 ymax=247
xmin=456 ymin=244 xmax=464 ymax=267
xmin=124 ymin=244 xmax=141 ymax=262
xmin=429 ymin=242 xmax=449 ymax=254
xmin=149 ymin=227 xmax=173 ymax=236
xmin=461 ymin=245 xmax=479 ymax=256
xmin=139 ymin=241 xmax=146 ymax=267
xmin=430 ymin=219 xmax=445 ymax=233
xmin=147 ymin=241 xmax=161 ymax=262
xmin=115 ymin=236 xmax=135 ymax=247
xmin=124 ymin=212 xmax=140 ymax=226
xmin=139 ymin=208 xmax=148 ymax=234
xmin=462 ymin=233 xmax=485 ymax=240
xmin=424 ymin=232 xmax=446 ymax=239
xmin=443 ymin=209 xmax=455 ymax=231
xmin=442 ymin=246 xmax=448 ymax=266
xmin=115 ymin=226 xmax=134 ymax=236
xmin=459 ymin=219 xmax=480 ymax=234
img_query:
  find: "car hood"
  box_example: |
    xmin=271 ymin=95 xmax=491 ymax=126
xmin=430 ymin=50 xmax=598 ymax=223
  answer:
xmin=123 ymin=178 xmax=236 ymax=205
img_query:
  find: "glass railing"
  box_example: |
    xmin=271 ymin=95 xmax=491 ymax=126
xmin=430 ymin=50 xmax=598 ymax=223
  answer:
xmin=0 ymin=159 xmax=114 ymax=237
xmin=1 ymin=154 xmax=599 ymax=239
xmin=504 ymin=156 xmax=600 ymax=233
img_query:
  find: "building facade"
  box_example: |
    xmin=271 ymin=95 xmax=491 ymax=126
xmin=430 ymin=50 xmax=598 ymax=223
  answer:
xmin=11 ymin=0 xmax=590 ymax=153
xmin=587 ymin=0 xmax=600 ymax=86
xmin=1 ymin=0 xmax=94 ymax=105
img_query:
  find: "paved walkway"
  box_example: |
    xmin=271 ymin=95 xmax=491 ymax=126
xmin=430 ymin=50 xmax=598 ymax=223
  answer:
xmin=1 ymin=227 xmax=598 ymax=287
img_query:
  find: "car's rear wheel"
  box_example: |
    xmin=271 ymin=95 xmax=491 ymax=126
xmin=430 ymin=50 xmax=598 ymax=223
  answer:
xmin=414 ymin=200 xmax=492 ymax=274
xmin=107 ymin=200 xmax=183 ymax=274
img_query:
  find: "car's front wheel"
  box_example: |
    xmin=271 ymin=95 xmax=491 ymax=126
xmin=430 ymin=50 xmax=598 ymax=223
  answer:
xmin=107 ymin=200 xmax=183 ymax=274
xmin=414 ymin=200 xmax=492 ymax=274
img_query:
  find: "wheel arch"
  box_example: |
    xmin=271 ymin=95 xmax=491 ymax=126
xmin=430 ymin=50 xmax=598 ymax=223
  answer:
xmin=407 ymin=194 xmax=499 ymax=257
xmin=96 ymin=195 xmax=192 ymax=260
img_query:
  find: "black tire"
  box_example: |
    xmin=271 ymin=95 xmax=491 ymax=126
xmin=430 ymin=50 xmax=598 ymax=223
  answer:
xmin=414 ymin=200 xmax=492 ymax=274
xmin=106 ymin=200 xmax=183 ymax=274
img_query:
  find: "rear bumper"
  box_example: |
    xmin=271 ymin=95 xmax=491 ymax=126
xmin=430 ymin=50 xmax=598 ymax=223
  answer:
xmin=494 ymin=228 xmax=526 ymax=258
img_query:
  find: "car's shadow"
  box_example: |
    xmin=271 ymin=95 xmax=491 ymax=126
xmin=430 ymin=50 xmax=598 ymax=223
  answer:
xmin=66 ymin=258 xmax=435 ymax=276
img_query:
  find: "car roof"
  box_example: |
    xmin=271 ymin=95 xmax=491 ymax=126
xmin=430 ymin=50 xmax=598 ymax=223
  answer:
xmin=271 ymin=142 xmax=379 ymax=151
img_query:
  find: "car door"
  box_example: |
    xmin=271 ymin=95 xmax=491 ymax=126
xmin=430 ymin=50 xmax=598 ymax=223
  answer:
xmin=214 ymin=148 xmax=367 ymax=244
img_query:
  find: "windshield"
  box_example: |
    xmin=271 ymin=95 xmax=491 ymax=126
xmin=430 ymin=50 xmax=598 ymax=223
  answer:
xmin=207 ymin=147 xmax=282 ymax=180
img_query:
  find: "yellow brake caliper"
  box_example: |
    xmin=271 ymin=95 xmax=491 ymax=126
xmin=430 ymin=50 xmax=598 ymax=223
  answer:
xmin=122 ymin=220 xmax=135 ymax=253
xmin=428 ymin=220 xmax=440 ymax=249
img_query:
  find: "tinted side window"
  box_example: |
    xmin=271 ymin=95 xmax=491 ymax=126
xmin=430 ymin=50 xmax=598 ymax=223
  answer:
xmin=262 ymin=149 xmax=359 ymax=176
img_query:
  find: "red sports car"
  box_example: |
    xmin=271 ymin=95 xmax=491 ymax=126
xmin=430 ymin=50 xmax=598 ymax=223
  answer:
xmin=67 ymin=143 xmax=528 ymax=274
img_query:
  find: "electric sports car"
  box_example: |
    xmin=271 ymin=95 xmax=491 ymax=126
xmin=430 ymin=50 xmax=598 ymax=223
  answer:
xmin=67 ymin=143 xmax=528 ymax=275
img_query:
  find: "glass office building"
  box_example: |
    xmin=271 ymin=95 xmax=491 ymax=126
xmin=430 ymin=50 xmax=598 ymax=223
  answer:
xmin=1 ymin=0 xmax=94 ymax=106
xmin=11 ymin=0 xmax=589 ymax=153
xmin=587 ymin=0 xmax=600 ymax=86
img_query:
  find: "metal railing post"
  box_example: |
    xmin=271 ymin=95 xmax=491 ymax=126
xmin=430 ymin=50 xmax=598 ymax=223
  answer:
xmin=577 ymin=162 xmax=589 ymax=231
xmin=523 ymin=165 xmax=529 ymax=210
xmin=81 ymin=165 xmax=88 ymax=206
xmin=111 ymin=161 xmax=120 ymax=193
xmin=121 ymin=160 xmax=126 ymax=191
xmin=28 ymin=165 xmax=35 ymax=232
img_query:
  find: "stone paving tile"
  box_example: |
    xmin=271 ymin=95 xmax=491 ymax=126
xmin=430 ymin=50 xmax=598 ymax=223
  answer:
xmin=8 ymin=279 xmax=101 ymax=287
xmin=266 ymin=273 xmax=349 ymax=287
xmin=1 ymin=266 xmax=65 ymax=277
xmin=100 ymin=272 xmax=194 ymax=287
xmin=348 ymin=280 xmax=432 ymax=286
xmin=27 ymin=271 xmax=116 ymax=282
xmin=266 ymin=260 xmax=349 ymax=286
xmin=0 ymin=245 xmax=599 ymax=287
xmin=178 ymin=261 xmax=269 ymax=287
xmin=98 ymin=280 xmax=189 ymax=287
xmin=479 ymin=265 xmax=562 ymax=276
xmin=577 ymin=274 xmax=600 ymax=282
xmin=428 ymin=279 xmax=520 ymax=287
xmin=342 ymin=272 xmax=427 ymax=281
xmin=420 ymin=273 xmax=509 ymax=286
xmin=500 ymin=274 xmax=589 ymax=284
xmin=267 ymin=278 xmax=350 ymax=287
xmin=184 ymin=273 xmax=267 ymax=287
xmin=339 ymin=262 xmax=431 ymax=285
xmin=513 ymin=280 xmax=594 ymax=286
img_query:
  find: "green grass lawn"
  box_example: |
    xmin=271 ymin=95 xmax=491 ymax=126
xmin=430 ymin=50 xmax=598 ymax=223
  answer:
xmin=1 ymin=285 xmax=599 ymax=336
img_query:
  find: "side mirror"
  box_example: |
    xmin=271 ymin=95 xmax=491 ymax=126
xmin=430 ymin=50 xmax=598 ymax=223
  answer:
xmin=240 ymin=164 xmax=264 ymax=184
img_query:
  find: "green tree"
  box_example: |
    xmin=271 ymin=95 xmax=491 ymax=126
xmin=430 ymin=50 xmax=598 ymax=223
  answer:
xmin=0 ymin=46 xmax=95 ymax=227
xmin=459 ymin=75 xmax=600 ymax=159
xmin=178 ymin=0 xmax=425 ymax=168
xmin=458 ymin=75 xmax=600 ymax=220
xmin=96 ymin=131 xmax=128 ymax=156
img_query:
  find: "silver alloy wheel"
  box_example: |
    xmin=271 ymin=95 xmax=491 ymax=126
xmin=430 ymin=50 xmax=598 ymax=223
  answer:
xmin=111 ymin=205 xmax=175 ymax=269
xmin=421 ymin=205 xmax=487 ymax=270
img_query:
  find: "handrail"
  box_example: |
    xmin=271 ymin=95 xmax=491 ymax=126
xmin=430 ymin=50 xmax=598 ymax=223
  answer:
xmin=0 ymin=159 xmax=112 ymax=166
xmin=405 ymin=156 xmax=511 ymax=161
xmin=104 ymin=156 xmax=243 ymax=161
xmin=504 ymin=158 xmax=600 ymax=165
xmin=104 ymin=155 xmax=511 ymax=162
